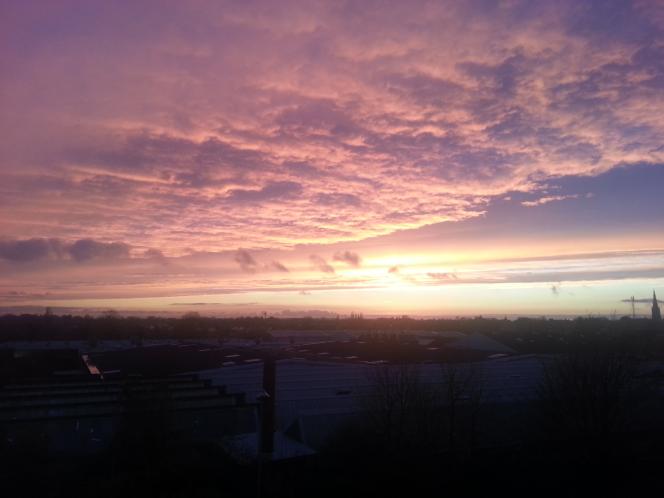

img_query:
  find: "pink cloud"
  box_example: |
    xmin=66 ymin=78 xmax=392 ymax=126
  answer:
xmin=2 ymin=1 xmax=664 ymax=311
xmin=3 ymin=1 xmax=662 ymax=255
xmin=333 ymin=250 xmax=362 ymax=267
xmin=521 ymin=195 xmax=579 ymax=207
xmin=309 ymin=255 xmax=335 ymax=274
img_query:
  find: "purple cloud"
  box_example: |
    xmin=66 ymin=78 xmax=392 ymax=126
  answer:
xmin=0 ymin=238 xmax=64 ymax=262
xmin=314 ymin=193 xmax=363 ymax=207
xmin=0 ymin=238 xmax=129 ymax=263
xmin=225 ymin=181 xmax=303 ymax=203
xmin=144 ymin=248 xmax=166 ymax=260
xmin=68 ymin=239 xmax=131 ymax=262
xmin=333 ymin=250 xmax=362 ymax=267
xmin=309 ymin=255 xmax=335 ymax=274
xmin=269 ymin=261 xmax=290 ymax=272
xmin=234 ymin=249 xmax=258 ymax=273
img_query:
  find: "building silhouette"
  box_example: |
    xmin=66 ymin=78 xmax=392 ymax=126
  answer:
xmin=653 ymin=290 xmax=661 ymax=321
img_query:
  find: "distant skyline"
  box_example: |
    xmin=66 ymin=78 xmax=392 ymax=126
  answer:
xmin=2 ymin=1 xmax=664 ymax=316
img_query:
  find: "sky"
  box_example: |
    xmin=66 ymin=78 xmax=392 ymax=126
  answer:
xmin=1 ymin=0 xmax=664 ymax=317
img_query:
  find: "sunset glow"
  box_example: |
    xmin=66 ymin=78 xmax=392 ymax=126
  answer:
xmin=2 ymin=1 xmax=664 ymax=316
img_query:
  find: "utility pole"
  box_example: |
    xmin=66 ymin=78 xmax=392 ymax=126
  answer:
xmin=257 ymin=356 xmax=276 ymax=498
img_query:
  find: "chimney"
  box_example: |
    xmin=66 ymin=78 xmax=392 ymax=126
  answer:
xmin=259 ymin=356 xmax=276 ymax=455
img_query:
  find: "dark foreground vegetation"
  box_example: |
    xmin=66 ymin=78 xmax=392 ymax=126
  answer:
xmin=2 ymin=312 xmax=664 ymax=353
xmin=3 ymin=349 xmax=664 ymax=497
xmin=2 ymin=314 xmax=664 ymax=496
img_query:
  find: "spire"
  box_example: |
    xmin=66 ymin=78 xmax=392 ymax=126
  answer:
xmin=653 ymin=290 xmax=662 ymax=321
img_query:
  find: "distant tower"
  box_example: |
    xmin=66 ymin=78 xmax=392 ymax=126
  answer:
xmin=653 ymin=291 xmax=662 ymax=321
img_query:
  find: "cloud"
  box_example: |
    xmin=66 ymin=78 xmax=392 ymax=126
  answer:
xmin=314 ymin=193 xmax=363 ymax=207
xmin=4 ymin=0 xmax=663 ymax=255
xmin=333 ymin=250 xmax=361 ymax=267
xmin=269 ymin=260 xmax=290 ymax=272
xmin=2 ymin=0 xmax=664 ymax=312
xmin=225 ymin=181 xmax=303 ymax=203
xmin=0 ymin=290 xmax=52 ymax=300
xmin=234 ymin=249 xmax=258 ymax=273
xmin=521 ymin=195 xmax=579 ymax=207
xmin=309 ymin=255 xmax=335 ymax=273
xmin=0 ymin=238 xmax=64 ymax=262
xmin=234 ymin=252 xmax=289 ymax=273
xmin=0 ymin=237 xmax=129 ymax=263
xmin=68 ymin=239 xmax=130 ymax=262
xmin=170 ymin=302 xmax=222 ymax=306
xmin=143 ymin=248 xmax=166 ymax=260
xmin=427 ymin=272 xmax=458 ymax=281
